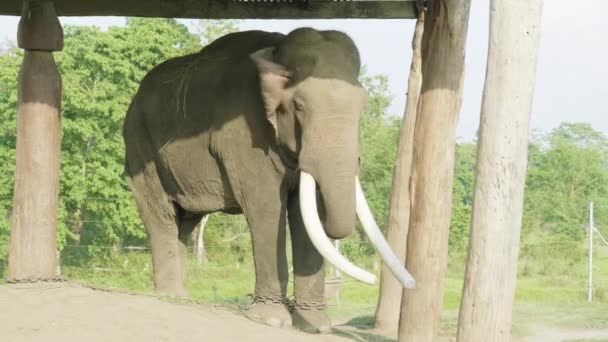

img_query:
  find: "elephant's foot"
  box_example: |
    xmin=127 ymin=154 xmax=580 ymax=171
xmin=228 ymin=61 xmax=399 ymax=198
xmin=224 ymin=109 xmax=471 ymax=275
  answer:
xmin=291 ymin=301 xmax=331 ymax=334
xmin=245 ymin=297 xmax=292 ymax=328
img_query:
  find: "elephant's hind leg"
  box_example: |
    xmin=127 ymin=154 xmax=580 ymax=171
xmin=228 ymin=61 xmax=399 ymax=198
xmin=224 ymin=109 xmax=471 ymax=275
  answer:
xmin=177 ymin=213 xmax=203 ymax=290
xmin=127 ymin=173 xmax=187 ymax=297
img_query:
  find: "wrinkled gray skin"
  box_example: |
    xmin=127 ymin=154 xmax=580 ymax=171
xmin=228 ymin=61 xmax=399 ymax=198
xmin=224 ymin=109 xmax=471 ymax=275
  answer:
xmin=123 ymin=28 xmax=367 ymax=333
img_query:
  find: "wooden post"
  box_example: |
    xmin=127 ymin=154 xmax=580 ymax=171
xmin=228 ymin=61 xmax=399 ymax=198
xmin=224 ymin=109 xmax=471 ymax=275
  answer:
xmin=194 ymin=215 xmax=209 ymax=265
xmin=456 ymin=1 xmax=542 ymax=341
xmin=374 ymin=1 xmax=425 ymax=331
xmin=588 ymin=201 xmax=593 ymax=302
xmin=8 ymin=0 xmax=63 ymax=282
xmin=398 ymin=0 xmax=470 ymax=340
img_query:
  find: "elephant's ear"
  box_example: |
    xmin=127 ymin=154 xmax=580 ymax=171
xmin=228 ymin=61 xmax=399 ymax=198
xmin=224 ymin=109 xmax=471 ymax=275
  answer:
xmin=251 ymin=47 xmax=291 ymax=139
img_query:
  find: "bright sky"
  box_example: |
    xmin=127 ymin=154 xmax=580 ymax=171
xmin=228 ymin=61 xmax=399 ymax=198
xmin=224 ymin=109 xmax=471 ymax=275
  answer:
xmin=0 ymin=0 xmax=606 ymax=141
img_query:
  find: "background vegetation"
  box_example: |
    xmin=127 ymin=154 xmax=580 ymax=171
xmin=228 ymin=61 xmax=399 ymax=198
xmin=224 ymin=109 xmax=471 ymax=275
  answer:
xmin=1 ymin=19 xmax=607 ymax=335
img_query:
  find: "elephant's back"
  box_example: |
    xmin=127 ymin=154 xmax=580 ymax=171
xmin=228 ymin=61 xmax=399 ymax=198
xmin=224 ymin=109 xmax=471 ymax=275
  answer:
xmin=198 ymin=30 xmax=285 ymax=59
xmin=134 ymin=30 xmax=284 ymax=139
xmin=125 ymin=29 xmax=282 ymax=177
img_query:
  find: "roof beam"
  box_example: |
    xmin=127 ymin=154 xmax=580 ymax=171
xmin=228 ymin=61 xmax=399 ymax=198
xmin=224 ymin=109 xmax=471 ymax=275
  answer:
xmin=0 ymin=1 xmax=417 ymax=19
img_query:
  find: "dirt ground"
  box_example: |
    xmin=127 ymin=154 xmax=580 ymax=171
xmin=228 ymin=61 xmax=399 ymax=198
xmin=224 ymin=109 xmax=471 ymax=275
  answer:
xmin=2 ymin=282 xmax=607 ymax=342
xmin=0 ymin=282 xmax=394 ymax=342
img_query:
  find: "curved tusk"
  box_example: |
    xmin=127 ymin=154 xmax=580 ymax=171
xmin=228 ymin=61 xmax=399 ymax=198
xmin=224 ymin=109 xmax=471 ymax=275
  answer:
xmin=355 ymin=176 xmax=416 ymax=289
xmin=299 ymin=171 xmax=376 ymax=285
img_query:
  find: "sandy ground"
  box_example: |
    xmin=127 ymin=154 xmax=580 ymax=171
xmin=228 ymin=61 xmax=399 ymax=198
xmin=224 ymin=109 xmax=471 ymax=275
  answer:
xmin=2 ymin=282 xmax=607 ymax=342
xmin=519 ymin=325 xmax=608 ymax=342
xmin=0 ymin=282 xmax=395 ymax=342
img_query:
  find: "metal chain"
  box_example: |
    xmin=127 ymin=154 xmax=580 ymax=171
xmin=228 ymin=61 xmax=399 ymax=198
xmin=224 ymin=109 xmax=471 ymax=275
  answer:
xmin=6 ymin=276 xmax=67 ymax=284
xmin=290 ymin=298 xmax=327 ymax=311
xmin=250 ymin=294 xmax=290 ymax=306
xmin=249 ymin=294 xmax=326 ymax=311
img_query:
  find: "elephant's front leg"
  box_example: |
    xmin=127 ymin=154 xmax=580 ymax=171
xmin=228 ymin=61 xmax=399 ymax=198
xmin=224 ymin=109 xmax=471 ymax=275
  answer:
xmin=242 ymin=190 xmax=291 ymax=328
xmin=287 ymin=192 xmax=331 ymax=333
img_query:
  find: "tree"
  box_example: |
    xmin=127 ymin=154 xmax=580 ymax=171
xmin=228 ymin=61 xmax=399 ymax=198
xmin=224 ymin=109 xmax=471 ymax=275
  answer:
xmin=520 ymin=123 xmax=608 ymax=272
xmin=457 ymin=1 xmax=543 ymax=340
xmin=0 ymin=51 xmax=20 ymax=267
xmin=358 ymin=70 xmax=398 ymax=230
xmin=449 ymin=143 xmax=476 ymax=253
xmin=195 ymin=20 xmax=241 ymax=46
xmin=55 ymin=19 xmax=201 ymax=252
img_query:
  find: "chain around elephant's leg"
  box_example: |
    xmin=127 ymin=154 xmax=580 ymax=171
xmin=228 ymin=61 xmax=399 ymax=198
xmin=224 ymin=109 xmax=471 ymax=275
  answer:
xmin=288 ymin=193 xmax=332 ymax=334
xmin=245 ymin=295 xmax=292 ymax=328
xmin=242 ymin=191 xmax=291 ymax=328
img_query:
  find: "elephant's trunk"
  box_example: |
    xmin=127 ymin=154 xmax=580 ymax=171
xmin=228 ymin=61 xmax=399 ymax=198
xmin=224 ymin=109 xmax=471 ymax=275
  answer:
xmin=298 ymin=116 xmax=359 ymax=239
xmin=312 ymin=163 xmax=356 ymax=240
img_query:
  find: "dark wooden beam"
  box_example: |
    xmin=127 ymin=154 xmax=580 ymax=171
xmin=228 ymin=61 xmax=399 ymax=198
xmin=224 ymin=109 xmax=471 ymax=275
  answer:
xmin=0 ymin=0 xmax=417 ymax=19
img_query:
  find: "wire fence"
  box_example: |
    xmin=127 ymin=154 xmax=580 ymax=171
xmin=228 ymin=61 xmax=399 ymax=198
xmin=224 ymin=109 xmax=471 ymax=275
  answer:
xmin=46 ymin=242 xmax=379 ymax=312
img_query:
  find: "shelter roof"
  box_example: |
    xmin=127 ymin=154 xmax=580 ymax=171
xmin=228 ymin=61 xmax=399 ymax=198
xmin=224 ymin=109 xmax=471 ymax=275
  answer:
xmin=0 ymin=0 xmax=418 ymax=19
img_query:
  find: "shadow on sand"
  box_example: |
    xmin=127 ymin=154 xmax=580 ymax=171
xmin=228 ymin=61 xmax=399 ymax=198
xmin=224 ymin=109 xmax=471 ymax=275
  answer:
xmin=330 ymin=315 xmax=397 ymax=342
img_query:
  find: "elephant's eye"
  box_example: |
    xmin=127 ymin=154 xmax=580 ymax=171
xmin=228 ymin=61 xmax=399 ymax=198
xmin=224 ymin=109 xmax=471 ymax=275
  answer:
xmin=293 ymin=99 xmax=305 ymax=112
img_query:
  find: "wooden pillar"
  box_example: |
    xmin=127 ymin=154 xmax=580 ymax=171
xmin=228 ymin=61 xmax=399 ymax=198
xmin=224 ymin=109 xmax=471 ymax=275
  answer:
xmin=398 ymin=0 xmax=470 ymax=340
xmin=194 ymin=215 xmax=209 ymax=265
xmin=374 ymin=2 xmax=425 ymax=331
xmin=8 ymin=0 xmax=63 ymax=282
xmin=456 ymin=1 xmax=543 ymax=341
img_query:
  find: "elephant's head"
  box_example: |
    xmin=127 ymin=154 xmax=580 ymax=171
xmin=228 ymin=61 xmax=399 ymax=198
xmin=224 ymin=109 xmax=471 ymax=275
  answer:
xmin=251 ymin=28 xmax=415 ymax=288
xmin=252 ymin=28 xmax=364 ymax=239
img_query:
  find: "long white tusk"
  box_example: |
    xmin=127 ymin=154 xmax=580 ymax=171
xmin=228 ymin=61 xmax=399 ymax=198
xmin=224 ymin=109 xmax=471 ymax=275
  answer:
xmin=299 ymin=171 xmax=376 ymax=285
xmin=355 ymin=176 xmax=416 ymax=289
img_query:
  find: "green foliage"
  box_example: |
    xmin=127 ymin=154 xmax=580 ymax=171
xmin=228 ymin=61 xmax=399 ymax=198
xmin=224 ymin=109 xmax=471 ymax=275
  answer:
xmin=0 ymin=51 xmax=20 ymax=261
xmin=449 ymin=143 xmax=476 ymax=252
xmin=203 ymin=213 xmax=252 ymax=264
xmin=522 ymin=123 xmax=608 ymax=266
xmin=354 ymin=69 xmax=400 ymax=255
xmin=194 ymin=20 xmax=241 ymax=46
xmin=448 ymin=122 xmax=608 ymax=280
xmin=357 ymin=72 xmax=398 ymax=225
xmin=55 ymin=19 xmax=203 ymax=250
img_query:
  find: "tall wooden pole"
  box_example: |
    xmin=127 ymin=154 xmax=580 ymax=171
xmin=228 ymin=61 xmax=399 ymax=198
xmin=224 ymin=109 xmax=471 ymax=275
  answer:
xmin=398 ymin=0 xmax=471 ymax=340
xmin=195 ymin=215 xmax=209 ymax=265
xmin=588 ymin=201 xmax=593 ymax=302
xmin=456 ymin=1 xmax=542 ymax=341
xmin=374 ymin=2 xmax=425 ymax=331
xmin=8 ymin=0 xmax=63 ymax=282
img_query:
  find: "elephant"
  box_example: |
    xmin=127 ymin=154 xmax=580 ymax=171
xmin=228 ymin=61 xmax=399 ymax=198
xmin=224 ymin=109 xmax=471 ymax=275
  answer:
xmin=123 ymin=28 xmax=413 ymax=333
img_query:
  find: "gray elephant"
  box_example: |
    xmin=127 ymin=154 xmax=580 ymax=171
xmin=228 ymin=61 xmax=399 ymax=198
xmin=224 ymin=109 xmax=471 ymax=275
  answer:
xmin=123 ymin=28 xmax=413 ymax=333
